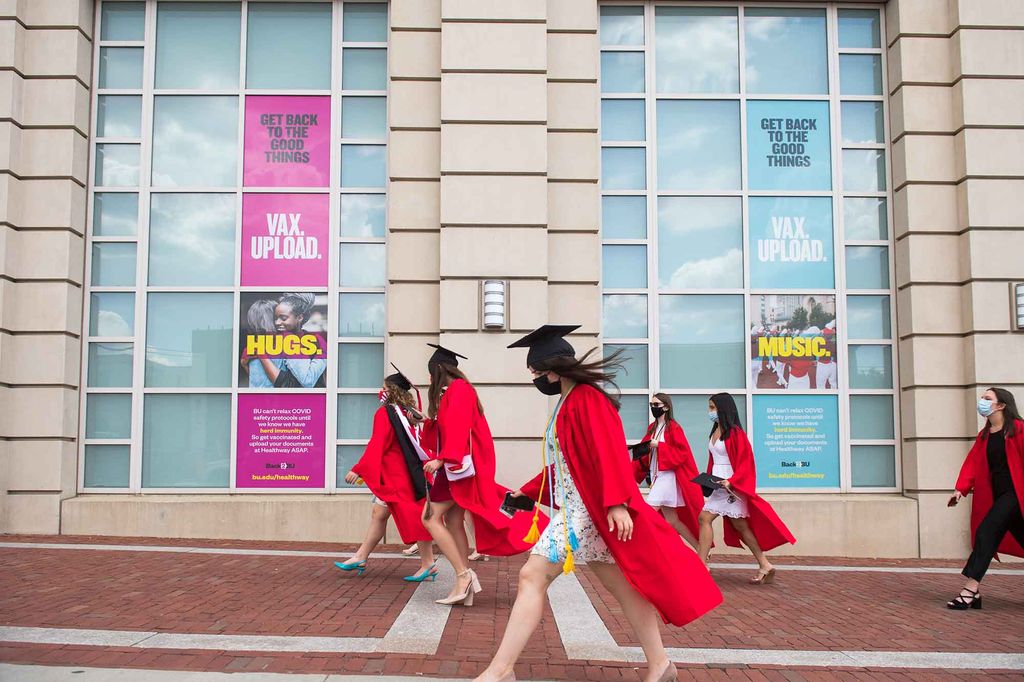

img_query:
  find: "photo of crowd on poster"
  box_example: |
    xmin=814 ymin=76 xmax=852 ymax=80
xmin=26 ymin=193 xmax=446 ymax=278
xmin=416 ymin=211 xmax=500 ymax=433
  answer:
xmin=750 ymin=294 xmax=838 ymax=390
xmin=238 ymin=292 xmax=328 ymax=389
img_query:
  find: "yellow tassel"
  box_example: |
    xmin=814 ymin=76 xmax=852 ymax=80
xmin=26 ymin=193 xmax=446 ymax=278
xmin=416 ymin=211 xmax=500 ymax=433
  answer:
xmin=562 ymin=546 xmax=575 ymax=575
xmin=523 ymin=513 xmax=541 ymax=544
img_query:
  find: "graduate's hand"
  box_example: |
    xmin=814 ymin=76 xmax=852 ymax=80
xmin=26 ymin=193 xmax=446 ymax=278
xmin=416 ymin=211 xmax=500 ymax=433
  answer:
xmin=423 ymin=459 xmax=443 ymax=475
xmin=510 ymin=489 xmax=525 ymax=498
xmin=344 ymin=471 xmax=359 ymax=485
xmin=720 ymin=479 xmax=732 ymax=491
xmin=948 ymin=490 xmax=963 ymax=507
xmin=607 ymin=505 xmax=633 ymax=541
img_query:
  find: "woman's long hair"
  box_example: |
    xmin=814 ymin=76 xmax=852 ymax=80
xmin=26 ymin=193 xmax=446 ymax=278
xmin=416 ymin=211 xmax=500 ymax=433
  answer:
xmin=383 ymin=379 xmax=416 ymax=411
xmin=988 ymin=387 xmax=1021 ymax=438
xmin=646 ymin=393 xmax=676 ymax=438
xmin=709 ymin=392 xmax=743 ymax=440
xmin=427 ymin=362 xmax=484 ymax=419
xmin=531 ymin=347 xmax=626 ymax=411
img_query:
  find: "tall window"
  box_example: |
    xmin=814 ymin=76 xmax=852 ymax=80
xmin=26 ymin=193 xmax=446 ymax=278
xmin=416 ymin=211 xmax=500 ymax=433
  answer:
xmin=600 ymin=4 xmax=896 ymax=491
xmin=82 ymin=1 xmax=388 ymax=492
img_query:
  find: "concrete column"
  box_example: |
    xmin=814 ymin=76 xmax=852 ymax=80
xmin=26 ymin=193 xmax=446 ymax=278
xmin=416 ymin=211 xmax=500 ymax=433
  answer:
xmin=0 ymin=0 xmax=92 ymax=534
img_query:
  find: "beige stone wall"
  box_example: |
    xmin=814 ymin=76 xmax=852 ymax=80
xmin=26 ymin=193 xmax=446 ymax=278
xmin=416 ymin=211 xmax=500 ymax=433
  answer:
xmin=0 ymin=0 xmax=92 ymax=534
xmin=888 ymin=0 xmax=1024 ymax=557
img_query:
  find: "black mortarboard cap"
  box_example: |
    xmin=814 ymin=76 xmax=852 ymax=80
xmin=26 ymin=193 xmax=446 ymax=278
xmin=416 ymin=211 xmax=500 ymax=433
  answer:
xmin=427 ymin=343 xmax=468 ymax=370
xmin=507 ymin=324 xmax=581 ymax=367
xmin=385 ymin=362 xmax=412 ymax=391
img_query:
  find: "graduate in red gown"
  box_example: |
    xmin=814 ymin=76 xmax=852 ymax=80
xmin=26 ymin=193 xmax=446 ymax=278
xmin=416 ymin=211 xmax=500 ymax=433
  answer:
xmin=335 ymin=367 xmax=437 ymax=581
xmin=698 ymin=392 xmax=796 ymax=584
xmin=420 ymin=344 xmax=544 ymax=607
xmin=474 ymin=326 xmax=721 ymax=682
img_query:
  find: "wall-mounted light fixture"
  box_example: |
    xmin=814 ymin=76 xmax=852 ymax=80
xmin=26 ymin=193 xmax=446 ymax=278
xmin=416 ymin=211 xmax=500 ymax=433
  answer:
xmin=482 ymin=280 xmax=507 ymax=330
xmin=1012 ymin=283 xmax=1024 ymax=331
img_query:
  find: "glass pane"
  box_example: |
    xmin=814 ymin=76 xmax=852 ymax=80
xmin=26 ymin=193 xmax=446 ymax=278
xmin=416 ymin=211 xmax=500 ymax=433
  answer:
xmin=95 ymin=144 xmax=140 ymax=187
xmin=844 ymin=197 xmax=887 ymax=240
xmin=655 ymin=7 xmax=738 ymax=94
xmin=145 ymin=293 xmax=234 ymax=387
xmin=657 ymin=100 xmax=740 ymax=190
xmin=342 ymin=48 xmax=388 ymax=90
xmin=99 ymin=47 xmax=143 ymax=88
xmin=341 ymin=145 xmax=386 ymax=187
xmin=849 ymin=344 xmax=892 ymax=389
xmin=339 ymin=293 xmax=385 ymax=337
xmin=94 ymin=193 xmax=139 ymax=236
xmin=340 ymin=243 xmax=386 ymax=287
xmin=344 ymin=3 xmax=388 ymax=42
xmin=600 ymin=6 xmax=644 ymax=46
xmin=143 ymin=394 xmax=230 ymax=487
xmin=155 ymin=2 xmax=241 ymax=89
xmin=850 ymin=395 xmax=894 ymax=440
xmin=745 ymin=9 xmax=827 ymax=95
xmin=602 ymin=196 xmax=646 ymax=239
xmin=601 ymin=52 xmax=645 ymax=93
xmin=601 ymin=147 xmax=646 ymax=190
xmin=101 ymin=2 xmax=145 ymax=40
xmin=852 ymin=445 xmax=896 ymax=487
xmin=247 ymin=3 xmax=332 ymax=89
xmin=748 ymin=196 xmax=835 ymax=289
xmin=152 ymin=96 xmax=238 ymax=187
xmin=601 ymin=100 xmax=645 ymax=141
xmin=848 ymin=295 xmax=891 ymax=339
xmin=91 ymin=243 xmax=136 ymax=286
xmin=842 ymin=101 xmax=884 ymax=144
xmin=149 ymin=193 xmax=235 ymax=286
xmin=846 ymin=246 xmax=889 ymax=289
xmin=605 ymin=344 xmax=647 ymax=389
xmin=840 ymin=55 xmax=883 ymax=96
xmin=746 ymin=100 xmax=832 ymax=191
xmin=603 ymin=245 xmax=647 ymax=289
xmin=603 ymin=294 xmax=647 ymax=339
xmin=84 ymin=445 xmax=130 ymax=488
xmin=340 ymin=194 xmax=386 ymax=238
xmin=338 ymin=343 xmax=384 ymax=388
xmin=88 ymin=342 xmax=133 ymax=387
xmin=843 ymin=149 xmax=886 ymax=192
xmin=342 ymin=97 xmax=387 ymax=139
xmin=337 ymin=445 xmax=366 ymax=488
xmin=660 ymin=295 xmax=744 ymax=389
xmin=97 ymin=96 xmax=142 ymax=137
xmin=658 ymin=197 xmax=742 ymax=289
xmin=839 ymin=9 xmax=881 ymax=49
xmin=85 ymin=394 xmax=132 ymax=439
xmin=619 ymin=394 xmax=650 ymax=441
xmin=338 ymin=393 xmax=379 ymax=439
xmin=90 ymin=292 xmax=135 ymax=336
xmin=672 ymin=394 xmax=747 ymax=453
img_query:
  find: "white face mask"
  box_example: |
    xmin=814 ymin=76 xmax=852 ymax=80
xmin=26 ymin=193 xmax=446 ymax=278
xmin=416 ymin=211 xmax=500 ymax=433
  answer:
xmin=708 ymin=411 xmax=719 ymax=423
xmin=977 ymin=398 xmax=995 ymax=417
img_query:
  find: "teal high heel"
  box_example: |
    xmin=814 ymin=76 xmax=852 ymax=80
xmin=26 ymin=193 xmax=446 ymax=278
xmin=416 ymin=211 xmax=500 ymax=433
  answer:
xmin=403 ymin=562 xmax=438 ymax=583
xmin=334 ymin=560 xmax=367 ymax=576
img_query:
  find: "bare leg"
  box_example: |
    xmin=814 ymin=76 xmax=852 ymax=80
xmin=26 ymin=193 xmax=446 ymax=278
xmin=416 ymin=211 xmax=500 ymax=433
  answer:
xmin=416 ymin=540 xmax=436 ymax=573
xmin=589 ymin=562 xmax=674 ymax=682
xmin=698 ymin=510 xmax=718 ymax=565
xmin=656 ymin=507 xmax=698 ymax=550
xmin=344 ymin=503 xmax=390 ymax=563
xmin=446 ymin=504 xmax=471 ymax=565
xmin=727 ymin=517 xmax=773 ymax=573
xmin=422 ymin=500 xmax=472 ymax=599
xmin=474 ymin=555 xmax=562 ymax=682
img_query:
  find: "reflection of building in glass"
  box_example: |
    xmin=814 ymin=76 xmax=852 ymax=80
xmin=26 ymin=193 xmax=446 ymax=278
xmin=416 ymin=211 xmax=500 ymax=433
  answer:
xmin=757 ymin=295 xmax=836 ymax=328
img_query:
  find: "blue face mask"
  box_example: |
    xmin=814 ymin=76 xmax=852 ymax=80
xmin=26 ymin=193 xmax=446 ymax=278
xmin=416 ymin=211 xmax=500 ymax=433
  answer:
xmin=708 ymin=411 xmax=719 ymax=423
xmin=977 ymin=399 xmax=995 ymax=417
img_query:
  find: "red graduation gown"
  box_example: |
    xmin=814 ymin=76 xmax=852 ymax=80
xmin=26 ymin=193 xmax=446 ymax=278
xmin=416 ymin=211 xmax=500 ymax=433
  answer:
xmin=707 ymin=427 xmax=795 ymax=553
xmin=955 ymin=421 xmax=1024 ymax=559
xmin=521 ymin=384 xmax=721 ymax=627
xmin=351 ymin=406 xmax=432 ymax=544
xmin=426 ymin=379 xmax=545 ymax=556
xmin=637 ymin=420 xmax=703 ymax=540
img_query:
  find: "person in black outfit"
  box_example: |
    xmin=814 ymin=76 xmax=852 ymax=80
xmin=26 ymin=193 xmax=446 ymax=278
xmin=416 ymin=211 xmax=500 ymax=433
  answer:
xmin=947 ymin=387 xmax=1024 ymax=609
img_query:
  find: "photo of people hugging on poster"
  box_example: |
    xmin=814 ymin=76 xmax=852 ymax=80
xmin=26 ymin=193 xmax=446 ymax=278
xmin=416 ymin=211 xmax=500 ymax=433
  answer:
xmin=239 ymin=292 xmax=327 ymax=389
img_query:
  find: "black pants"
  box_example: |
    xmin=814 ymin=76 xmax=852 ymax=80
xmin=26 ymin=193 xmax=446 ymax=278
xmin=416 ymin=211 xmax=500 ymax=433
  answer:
xmin=962 ymin=491 xmax=1024 ymax=581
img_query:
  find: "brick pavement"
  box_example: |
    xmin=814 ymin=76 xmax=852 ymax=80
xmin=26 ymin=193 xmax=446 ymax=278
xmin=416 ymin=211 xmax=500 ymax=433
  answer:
xmin=1 ymin=536 xmax=1022 ymax=681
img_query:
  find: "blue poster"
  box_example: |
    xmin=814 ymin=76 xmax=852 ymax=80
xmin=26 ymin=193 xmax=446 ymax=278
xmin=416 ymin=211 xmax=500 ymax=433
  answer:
xmin=748 ymin=196 xmax=834 ymax=289
xmin=747 ymin=100 xmax=831 ymax=191
xmin=753 ymin=394 xmax=840 ymax=488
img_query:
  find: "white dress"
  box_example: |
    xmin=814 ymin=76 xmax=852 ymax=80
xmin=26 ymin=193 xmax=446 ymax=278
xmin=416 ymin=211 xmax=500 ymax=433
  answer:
xmin=702 ymin=438 xmax=749 ymax=518
xmin=645 ymin=423 xmax=685 ymax=508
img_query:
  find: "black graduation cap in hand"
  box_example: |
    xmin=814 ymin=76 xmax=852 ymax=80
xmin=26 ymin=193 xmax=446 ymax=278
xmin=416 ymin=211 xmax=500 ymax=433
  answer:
xmin=507 ymin=324 xmax=581 ymax=367
xmin=628 ymin=441 xmax=651 ymax=461
xmin=691 ymin=472 xmax=726 ymax=497
xmin=385 ymin=362 xmax=412 ymax=391
xmin=427 ymin=343 xmax=468 ymax=370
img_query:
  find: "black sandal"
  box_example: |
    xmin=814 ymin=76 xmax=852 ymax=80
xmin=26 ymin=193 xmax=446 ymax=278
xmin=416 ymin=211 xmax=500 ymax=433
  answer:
xmin=946 ymin=587 xmax=982 ymax=610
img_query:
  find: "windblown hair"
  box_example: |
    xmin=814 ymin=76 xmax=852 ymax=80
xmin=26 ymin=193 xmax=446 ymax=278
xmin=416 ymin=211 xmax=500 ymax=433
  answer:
xmin=427 ymin=362 xmax=484 ymax=419
xmin=987 ymin=386 xmax=1021 ymax=438
xmin=531 ymin=347 xmax=627 ymax=411
xmin=383 ymin=379 xmax=416 ymax=411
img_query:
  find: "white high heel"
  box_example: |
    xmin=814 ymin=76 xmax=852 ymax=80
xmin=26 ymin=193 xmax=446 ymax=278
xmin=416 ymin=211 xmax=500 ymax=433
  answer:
xmin=435 ymin=568 xmax=481 ymax=606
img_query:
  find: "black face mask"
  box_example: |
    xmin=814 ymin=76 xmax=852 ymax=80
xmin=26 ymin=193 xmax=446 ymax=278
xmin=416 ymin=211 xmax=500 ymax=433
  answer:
xmin=533 ymin=375 xmax=561 ymax=396
xmin=651 ymin=405 xmax=665 ymax=419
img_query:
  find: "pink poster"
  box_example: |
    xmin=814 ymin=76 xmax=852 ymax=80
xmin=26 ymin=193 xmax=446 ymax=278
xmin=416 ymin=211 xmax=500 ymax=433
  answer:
xmin=243 ymin=95 xmax=331 ymax=187
xmin=241 ymin=193 xmax=328 ymax=287
xmin=237 ymin=393 xmax=326 ymax=488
